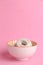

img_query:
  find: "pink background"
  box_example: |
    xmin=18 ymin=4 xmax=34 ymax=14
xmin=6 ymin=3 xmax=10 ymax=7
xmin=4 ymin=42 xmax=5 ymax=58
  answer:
xmin=0 ymin=0 xmax=43 ymax=65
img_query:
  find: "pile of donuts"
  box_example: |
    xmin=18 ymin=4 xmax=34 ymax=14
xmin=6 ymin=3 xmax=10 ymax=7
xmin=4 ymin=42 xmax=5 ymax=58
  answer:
xmin=8 ymin=38 xmax=32 ymax=47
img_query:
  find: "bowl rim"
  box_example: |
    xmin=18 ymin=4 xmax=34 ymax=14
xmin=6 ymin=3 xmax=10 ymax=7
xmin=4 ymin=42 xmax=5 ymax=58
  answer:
xmin=7 ymin=40 xmax=38 ymax=48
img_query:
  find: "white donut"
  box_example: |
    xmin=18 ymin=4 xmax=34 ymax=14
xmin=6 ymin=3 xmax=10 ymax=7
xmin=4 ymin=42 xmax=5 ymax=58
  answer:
xmin=16 ymin=40 xmax=22 ymax=47
xmin=16 ymin=38 xmax=32 ymax=47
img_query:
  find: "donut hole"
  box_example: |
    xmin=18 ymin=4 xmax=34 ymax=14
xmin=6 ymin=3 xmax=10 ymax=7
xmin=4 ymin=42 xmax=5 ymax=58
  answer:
xmin=22 ymin=41 xmax=27 ymax=46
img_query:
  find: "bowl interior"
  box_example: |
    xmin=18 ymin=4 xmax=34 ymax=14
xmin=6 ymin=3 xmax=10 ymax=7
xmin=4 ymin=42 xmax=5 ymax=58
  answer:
xmin=7 ymin=40 xmax=37 ymax=48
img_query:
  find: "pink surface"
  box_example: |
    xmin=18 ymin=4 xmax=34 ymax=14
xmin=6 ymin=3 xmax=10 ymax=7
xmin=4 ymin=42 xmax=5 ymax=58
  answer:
xmin=0 ymin=0 xmax=43 ymax=65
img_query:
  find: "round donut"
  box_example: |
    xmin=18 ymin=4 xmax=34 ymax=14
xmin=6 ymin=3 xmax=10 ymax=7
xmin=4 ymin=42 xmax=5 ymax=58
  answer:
xmin=16 ymin=38 xmax=32 ymax=47
xmin=8 ymin=40 xmax=17 ymax=46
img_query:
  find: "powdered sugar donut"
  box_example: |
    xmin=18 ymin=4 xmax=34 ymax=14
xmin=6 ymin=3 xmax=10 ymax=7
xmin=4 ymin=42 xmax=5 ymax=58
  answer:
xmin=16 ymin=38 xmax=32 ymax=47
xmin=8 ymin=40 xmax=17 ymax=46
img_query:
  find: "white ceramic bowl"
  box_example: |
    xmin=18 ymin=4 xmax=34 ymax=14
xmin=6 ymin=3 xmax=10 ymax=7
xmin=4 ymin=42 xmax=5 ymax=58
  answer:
xmin=7 ymin=41 xmax=38 ymax=60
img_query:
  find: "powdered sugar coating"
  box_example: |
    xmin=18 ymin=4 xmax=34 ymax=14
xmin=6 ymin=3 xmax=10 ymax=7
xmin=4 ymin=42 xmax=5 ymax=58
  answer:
xmin=16 ymin=38 xmax=32 ymax=47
